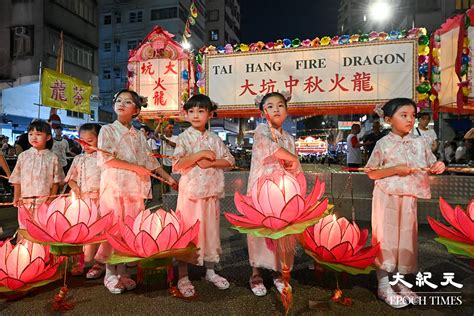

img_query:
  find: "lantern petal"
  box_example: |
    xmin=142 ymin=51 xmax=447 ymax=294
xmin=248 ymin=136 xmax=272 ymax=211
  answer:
xmin=280 ymin=195 xmax=305 ymax=223
xmin=302 ymin=229 xmax=318 ymax=252
xmin=295 ymin=172 xmax=307 ymax=198
xmin=305 ymin=178 xmax=325 ymax=207
xmin=123 ymin=224 xmax=138 ymax=251
xmin=18 ymin=257 xmax=45 ymax=283
xmin=261 ymin=216 xmax=289 ymax=230
xmin=172 ymin=221 xmax=199 ymax=249
xmin=340 ymin=244 xmax=380 ymax=269
xmin=258 ymin=180 xmax=286 ymax=217
xmin=299 ymin=198 xmax=328 ymax=223
xmin=156 ymin=224 xmax=178 ymax=252
xmin=234 ymin=193 xmax=265 ymax=222
xmin=316 ymin=246 xmax=337 ymax=262
xmin=61 ymin=223 xmax=90 ymax=243
xmin=329 ymin=242 xmax=353 ymax=261
xmin=427 ymin=216 xmax=470 ymax=243
xmin=106 ymin=231 xmax=136 ymax=257
xmin=454 ymin=206 xmax=474 ymax=242
xmin=86 ymin=213 xmax=112 ymax=241
xmin=468 ymin=200 xmax=474 ymax=220
xmin=134 ymin=231 xmax=153 ymax=257
xmin=224 ymin=212 xmax=260 ymax=228
xmin=25 ymin=220 xmax=55 ymax=243
xmin=439 ymin=198 xmax=462 ymax=231
xmin=0 ymin=242 xmax=13 ymax=272
xmin=47 ymin=211 xmax=71 ymax=241
xmin=29 ymin=261 xmax=60 ymax=283
xmin=1 ymin=278 xmax=26 ymax=290
xmin=140 ymin=231 xmax=160 ymax=257
xmin=325 ymin=218 xmax=343 ymax=249
xmin=7 ymin=245 xmax=29 ymax=279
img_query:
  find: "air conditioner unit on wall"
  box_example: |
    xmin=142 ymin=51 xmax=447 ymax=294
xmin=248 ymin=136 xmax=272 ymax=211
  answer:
xmin=14 ymin=26 xmax=27 ymax=36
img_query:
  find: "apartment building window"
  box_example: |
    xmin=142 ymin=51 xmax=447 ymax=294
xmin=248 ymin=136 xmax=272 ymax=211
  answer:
xmin=52 ymin=0 xmax=97 ymax=25
xmin=66 ymin=110 xmax=84 ymax=119
xmin=114 ymin=39 xmax=121 ymax=52
xmin=127 ymin=39 xmax=140 ymax=50
xmin=103 ymin=14 xmax=111 ymax=25
xmin=10 ymin=25 xmax=34 ymax=57
xmin=114 ymin=67 xmax=121 ymax=79
xmin=151 ymin=7 xmax=177 ymax=20
xmin=206 ymin=10 xmax=219 ymax=22
xmin=104 ymin=41 xmax=111 ymax=52
xmin=103 ymin=69 xmax=111 ymax=80
xmin=129 ymin=11 xmax=143 ymax=23
xmin=90 ymin=110 xmax=95 ymax=121
xmin=209 ymin=30 xmax=219 ymax=41
xmin=115 ymin=11 xmax=121 ymax=23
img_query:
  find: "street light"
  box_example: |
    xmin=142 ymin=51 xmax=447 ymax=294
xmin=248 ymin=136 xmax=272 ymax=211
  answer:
xmin=368 ymin=1 xmax=391 ymax=22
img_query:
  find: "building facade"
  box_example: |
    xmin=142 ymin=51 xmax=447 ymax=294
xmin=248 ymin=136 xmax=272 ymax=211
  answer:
xmin=205 ymin=0 xmax=240 ymax=46
xmin=98 ymin=0 xmax=206 ymax=114
xmin=337 ymin=0 xmax=460 ymax=35
xmin=0 ymin=0 xmax=100 ymax=135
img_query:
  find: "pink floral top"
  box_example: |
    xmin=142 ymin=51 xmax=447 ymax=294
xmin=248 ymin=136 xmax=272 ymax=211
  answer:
xmin=98 ymin=120 xmax=159 ymax=199
xmin=365 ymin=132 xmax=437 ymax=199
xmin=247 ymin=124 xmax=302 ymax=195
xmin=65 ymin=152 xmax=100 ymax=194
xmin=9 ymin=147 xmax=64 ymax=197
xmin=173 ymin=126 xmax=235 ymax=199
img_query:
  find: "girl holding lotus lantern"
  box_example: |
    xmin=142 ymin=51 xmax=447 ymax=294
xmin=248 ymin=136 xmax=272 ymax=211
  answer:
xmin=173 ymin=94 xmax=235 ymax=298
xmin=366 ymin=98 xmax=445 ymax=308
xmin=95 ymin=89 xmax=177 ymax=294
xmin=247 ymin=92 xmax=301 ymax=297
xmin=65 ymin=123 xmax=105 ymax=278
xmin=10 ymin=120 xmax=65 ymax=230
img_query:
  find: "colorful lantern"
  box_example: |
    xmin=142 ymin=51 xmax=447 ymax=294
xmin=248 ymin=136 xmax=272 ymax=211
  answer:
xmin=225 ymin=172 xmax=329 ymax=238
xmin=0 ymin=239 xmax=61 ymax=291
xmin=106 ymin=209 xmax=199 ymax=262
xmin=302 ymin=215 xmax=380 ymax=274
xmin=427 ymin=198 xmax=474 ymax=259
xmin=21 ymin=196 xmax=112 ymax=250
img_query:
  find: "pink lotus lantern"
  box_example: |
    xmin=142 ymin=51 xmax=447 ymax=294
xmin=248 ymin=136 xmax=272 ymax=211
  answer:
xmin=225 ymin=172 xmax=329 ymax=314
xmin=427 ymin=198 xmax=474 ymax=259
xmin=20 ymin=195 xmax=112 ymax=254
xmin=225 ymin=172 xmax=329 ymax=237
xmin=302 ymin=214 xmax=380 ymax=274
xmin=106 ymin=209 xmax=199 ymax=264
xmin=0 ymin=239 xmax=61 ymax=292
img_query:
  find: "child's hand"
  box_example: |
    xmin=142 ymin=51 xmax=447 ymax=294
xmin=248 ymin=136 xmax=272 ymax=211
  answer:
xmin=430 ymin=161 xmax=446 ymax=174
xmin=13 ymin=198 xmax=22 ymax=208
xmin=71 ymin=187 xmax=81 ymax=198
xmin=199 ymin=150 xmax=216 ymax=161
xmin=197 ymin=159 xmax=214 ymax=169
xmin=395 ymin=165 xmax=412 ymax=176
xmin=134 ymin=165 xmax=152 ymax=177
xmin=169 ymin=178 xmax=179 ymax=191
xmin=283 ymin=160 xmax=299 ymax=173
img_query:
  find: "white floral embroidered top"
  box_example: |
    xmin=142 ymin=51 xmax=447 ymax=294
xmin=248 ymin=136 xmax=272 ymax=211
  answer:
xmin=247 ymin=124 xmax=302 ymax=195
xmin=365 ymin=132 xmax=437 ymax=199
xmin=65 ymin=152 xmax=100 ymax=194
xmin=173 ymin=126 xmax=235 ymax=199
xmin=9 ymin=147 xmax=65 ymax=197
xmin=98 ymin=120 xmax=159 ymax=199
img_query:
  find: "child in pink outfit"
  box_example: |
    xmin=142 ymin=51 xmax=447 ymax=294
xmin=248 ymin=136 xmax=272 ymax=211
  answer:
xmin=10 ymin=120 xmax=64 ymax=230
xmin=247 ymin=92 xmax=302 ymax=297
xmin=65 ymin=123 xmax=104 ymax=279
xmin=173 ymin=94 xmax=235 ymax=298
xmin=366 ymin=98 xmax=445 ymax=308
xmin=96 ymin=89 xmax=177 ymax=294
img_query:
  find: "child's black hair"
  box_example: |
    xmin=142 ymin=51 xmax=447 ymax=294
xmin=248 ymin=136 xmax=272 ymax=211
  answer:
xmin=382 ymin=98 xmax=417 ymax=118
xmin=417 ymin=112 xmax=431 ymax=119
xmin=79 ymin=123 xmax=101 ymax=136
xmin=27 ymin=120 xmax=53 ymax=149
xmin=183 ymin=94 xmax=218 ymax=112
xmin=113 ymin=89 xmax=147 ymax=109
xmin=258 ymin=92 xmax=288 ymax=111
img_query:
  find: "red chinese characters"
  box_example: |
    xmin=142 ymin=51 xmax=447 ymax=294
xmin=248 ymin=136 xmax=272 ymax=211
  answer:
xmin=72 ymin=85 xmax=85 ymax=105
xmin=50 ymin=80 xmax=67 ymax=101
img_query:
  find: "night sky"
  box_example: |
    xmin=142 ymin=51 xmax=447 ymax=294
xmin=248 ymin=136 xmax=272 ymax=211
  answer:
xmin=240 ymin=0 xmax=341 ymax=43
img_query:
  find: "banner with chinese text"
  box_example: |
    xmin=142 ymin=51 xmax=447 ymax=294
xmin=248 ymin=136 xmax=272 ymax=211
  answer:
xmin=128 ymin=59 xmax=181 ymax=116
xmin=205 ymin=40 xmax=417 ymax=116
xmin=40 ymin=68 xmax=92 ymax=114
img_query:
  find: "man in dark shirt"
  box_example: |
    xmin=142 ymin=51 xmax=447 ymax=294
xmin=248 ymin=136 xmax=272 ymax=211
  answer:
xmin=363 ymin=121 xmax=384 ymax=159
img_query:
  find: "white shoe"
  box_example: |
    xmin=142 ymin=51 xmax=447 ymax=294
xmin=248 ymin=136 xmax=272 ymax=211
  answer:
xmin=273 ymin=278 xmax=292 ymax=295
xmin=377 ymin=286 xmax=409 ymax=308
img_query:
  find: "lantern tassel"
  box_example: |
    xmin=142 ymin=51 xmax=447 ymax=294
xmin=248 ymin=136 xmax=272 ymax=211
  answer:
xmin=281 ymin=264 xmax=293 ymax=315
xmin=330 ymin=272 xmax=352 ymax=306
xmin=51 ymin=259 xmax=74 ymax=311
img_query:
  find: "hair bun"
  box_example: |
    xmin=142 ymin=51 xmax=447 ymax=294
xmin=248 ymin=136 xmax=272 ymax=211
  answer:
xmin=139 ymin=96 xmax=148 ymax=108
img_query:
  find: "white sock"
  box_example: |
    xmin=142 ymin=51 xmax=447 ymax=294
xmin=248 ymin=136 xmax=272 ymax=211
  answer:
xmin=377 ymin=269 xmax=390 ymax=290
xmin=116 ymin=264 xmax=127 ymax=277
xmin=105 ymin=264 xmax=116 ymax=277
xmin=206 ymin=269 xmax=216 ymax=278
